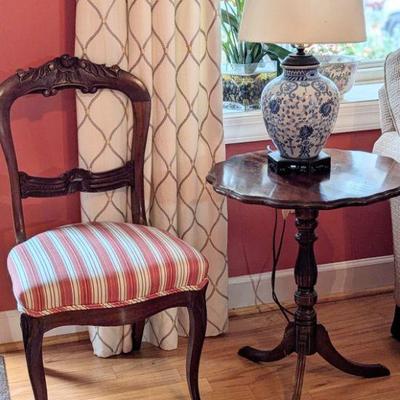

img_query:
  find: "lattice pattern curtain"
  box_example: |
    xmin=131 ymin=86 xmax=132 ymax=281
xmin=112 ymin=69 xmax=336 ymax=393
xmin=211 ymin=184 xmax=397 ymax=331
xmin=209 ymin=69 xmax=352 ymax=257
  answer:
xmin=75 ymin=0 xmax=228 ymax=357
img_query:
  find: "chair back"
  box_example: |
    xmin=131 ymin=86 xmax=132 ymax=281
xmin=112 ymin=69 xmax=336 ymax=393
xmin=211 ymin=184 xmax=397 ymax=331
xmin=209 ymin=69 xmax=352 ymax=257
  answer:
xmin=384 ymin=48 xmax=400 ymax=134
xmin=0 ymin=54 xmax=151 ymax=244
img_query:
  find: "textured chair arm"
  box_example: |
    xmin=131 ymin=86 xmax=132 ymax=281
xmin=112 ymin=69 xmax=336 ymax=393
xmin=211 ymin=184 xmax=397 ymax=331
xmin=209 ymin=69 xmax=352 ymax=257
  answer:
xmin=379 ymin=85 xmax=396 ymax=134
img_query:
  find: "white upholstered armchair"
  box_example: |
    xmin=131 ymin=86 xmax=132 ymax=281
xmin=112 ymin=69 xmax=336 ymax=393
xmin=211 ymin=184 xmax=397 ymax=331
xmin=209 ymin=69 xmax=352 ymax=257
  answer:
xmin=373 ymin=48 xmax=400 ymax=340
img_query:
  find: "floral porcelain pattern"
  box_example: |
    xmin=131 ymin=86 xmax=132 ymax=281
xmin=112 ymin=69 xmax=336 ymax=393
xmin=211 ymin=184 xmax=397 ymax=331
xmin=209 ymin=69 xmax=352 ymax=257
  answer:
xmin=319 ymin=57 xmax=358 ymax=96
xmin=261 ymin=65 xmax=340 ymax=159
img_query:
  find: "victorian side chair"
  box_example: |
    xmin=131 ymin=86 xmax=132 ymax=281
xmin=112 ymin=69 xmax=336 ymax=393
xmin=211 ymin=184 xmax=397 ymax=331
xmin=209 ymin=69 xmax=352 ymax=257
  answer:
xmin=0 ymin=55 xmax=208 ymax=400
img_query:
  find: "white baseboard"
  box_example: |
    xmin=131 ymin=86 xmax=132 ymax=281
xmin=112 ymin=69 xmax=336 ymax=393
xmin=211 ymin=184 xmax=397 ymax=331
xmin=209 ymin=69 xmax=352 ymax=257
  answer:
xmin=228 ymin=255 xmax=394 ymax=309
xmin=0 ymin=255 xmax=394 ymax=344
xmin=0 ymin=311 xmax=87 ymax=345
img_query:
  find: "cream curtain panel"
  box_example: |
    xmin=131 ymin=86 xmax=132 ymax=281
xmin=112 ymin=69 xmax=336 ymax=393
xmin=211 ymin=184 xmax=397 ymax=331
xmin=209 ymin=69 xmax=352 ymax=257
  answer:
xmin=75 ymin=0 xmax=228 ymax=357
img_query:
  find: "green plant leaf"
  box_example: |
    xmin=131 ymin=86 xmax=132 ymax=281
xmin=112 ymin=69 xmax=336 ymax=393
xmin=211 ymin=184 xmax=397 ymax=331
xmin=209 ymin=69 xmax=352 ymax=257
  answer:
xmin=221 ymin=0 xmax=290 ymax=66
xmin=221 ymin=9 xmax=239 ymax=34
xmin=265 ymin=44 xmax=291 ymax=60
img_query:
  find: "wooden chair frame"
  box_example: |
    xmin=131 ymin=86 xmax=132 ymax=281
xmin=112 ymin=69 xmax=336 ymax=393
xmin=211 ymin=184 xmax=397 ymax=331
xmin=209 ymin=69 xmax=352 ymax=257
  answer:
xmin=0 ymin=55 xmax=207 ymax=400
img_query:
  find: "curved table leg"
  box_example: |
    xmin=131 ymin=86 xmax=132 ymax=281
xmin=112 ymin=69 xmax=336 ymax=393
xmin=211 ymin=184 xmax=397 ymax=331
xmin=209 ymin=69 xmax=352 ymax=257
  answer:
xmin=238 ymin=322 xmax=295 ymax=363
xmin=316 ymin=324 xmax=390 ymax=378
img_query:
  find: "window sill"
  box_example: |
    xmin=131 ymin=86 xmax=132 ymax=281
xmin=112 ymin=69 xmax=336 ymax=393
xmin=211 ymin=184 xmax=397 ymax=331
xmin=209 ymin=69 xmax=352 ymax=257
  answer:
xmin=223 ymin=82 xmax=382 ymax=145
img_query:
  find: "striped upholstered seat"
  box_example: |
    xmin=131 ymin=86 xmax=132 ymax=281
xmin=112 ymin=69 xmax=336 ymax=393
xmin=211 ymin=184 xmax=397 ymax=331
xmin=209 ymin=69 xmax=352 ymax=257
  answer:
xmin=7 ymin=222 xmax=208 ymax=317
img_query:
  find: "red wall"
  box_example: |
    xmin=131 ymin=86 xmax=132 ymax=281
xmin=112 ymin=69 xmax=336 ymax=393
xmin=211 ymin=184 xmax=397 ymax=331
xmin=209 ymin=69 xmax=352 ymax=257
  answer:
xmin=0 ymin=1 xmax=393 ymax=313
xmin=0 ymin=1 xmax=79 ymax=311
xmin=227 ymin=130 xmax=393 ymax=277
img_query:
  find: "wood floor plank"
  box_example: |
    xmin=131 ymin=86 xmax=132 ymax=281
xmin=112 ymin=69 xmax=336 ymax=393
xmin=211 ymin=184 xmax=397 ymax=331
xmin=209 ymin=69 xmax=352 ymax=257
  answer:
xmin=3 ymin=293 xmax=400 ymax=400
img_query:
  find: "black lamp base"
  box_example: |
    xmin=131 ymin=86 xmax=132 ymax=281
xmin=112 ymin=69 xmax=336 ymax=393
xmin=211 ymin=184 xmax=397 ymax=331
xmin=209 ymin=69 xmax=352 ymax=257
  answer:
xmin=268 ymin=151 xmax=331 ymax=175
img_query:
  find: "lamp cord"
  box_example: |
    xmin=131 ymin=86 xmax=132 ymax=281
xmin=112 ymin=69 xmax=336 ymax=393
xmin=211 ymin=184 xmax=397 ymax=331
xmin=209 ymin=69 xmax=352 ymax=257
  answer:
xmin=271 ymin=209 xmax=294 ymax=322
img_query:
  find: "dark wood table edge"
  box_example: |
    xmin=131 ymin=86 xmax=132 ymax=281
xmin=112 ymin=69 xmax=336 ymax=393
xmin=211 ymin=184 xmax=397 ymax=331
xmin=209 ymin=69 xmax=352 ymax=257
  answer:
xmin=206 ymin=174 xmax=400 ymax=211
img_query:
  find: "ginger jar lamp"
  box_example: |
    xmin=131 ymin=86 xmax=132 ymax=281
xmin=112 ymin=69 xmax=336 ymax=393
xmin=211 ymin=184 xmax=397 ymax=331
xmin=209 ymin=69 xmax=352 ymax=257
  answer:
xmin=239 ymin=0 xmax=367 ymax=174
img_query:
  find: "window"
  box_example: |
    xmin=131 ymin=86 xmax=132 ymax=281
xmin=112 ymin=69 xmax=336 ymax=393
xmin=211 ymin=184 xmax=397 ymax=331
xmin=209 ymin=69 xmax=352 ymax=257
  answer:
xmin=221 ymin=0 xmax=394 ymax=142
xmin=221 ymin=0 xmax=399 ymax=114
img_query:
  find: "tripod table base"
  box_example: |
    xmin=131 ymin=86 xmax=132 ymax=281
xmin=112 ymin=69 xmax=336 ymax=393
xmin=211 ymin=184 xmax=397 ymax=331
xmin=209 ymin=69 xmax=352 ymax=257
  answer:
xmin=239 ymin=322 xmax=390 ymax=399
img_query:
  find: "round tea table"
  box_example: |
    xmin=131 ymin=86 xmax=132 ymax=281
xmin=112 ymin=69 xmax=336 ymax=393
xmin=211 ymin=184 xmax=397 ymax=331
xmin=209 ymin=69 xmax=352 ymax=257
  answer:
xmin=206 ymin=149 xmax=400 ymax=400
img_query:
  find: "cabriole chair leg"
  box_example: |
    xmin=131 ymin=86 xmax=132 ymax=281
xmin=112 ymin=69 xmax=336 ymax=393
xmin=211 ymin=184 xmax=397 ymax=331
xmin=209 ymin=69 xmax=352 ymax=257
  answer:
xmin=21 ymin=314 xmax=47 ymax=400
xmin=186 ymin=289 xmax=207 ymax=400
xmin=132 ymin=320 xmax=146 ymax=351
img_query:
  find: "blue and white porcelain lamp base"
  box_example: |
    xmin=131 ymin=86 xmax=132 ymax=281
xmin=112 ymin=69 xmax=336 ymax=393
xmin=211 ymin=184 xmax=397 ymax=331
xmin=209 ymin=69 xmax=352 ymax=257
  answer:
xmin=262 ymin=47 xmax=340 ymax=173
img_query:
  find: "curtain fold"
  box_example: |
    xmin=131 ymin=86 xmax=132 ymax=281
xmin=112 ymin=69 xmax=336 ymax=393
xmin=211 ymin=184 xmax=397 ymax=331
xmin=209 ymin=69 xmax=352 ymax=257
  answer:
xmin=75 ymin=0 xmax=228 ymax=357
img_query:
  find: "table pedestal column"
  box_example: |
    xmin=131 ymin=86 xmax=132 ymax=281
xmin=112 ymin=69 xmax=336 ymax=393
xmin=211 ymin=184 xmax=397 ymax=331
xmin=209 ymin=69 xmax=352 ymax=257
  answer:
xmin=238 ymin=208 xmax=390 ymax=399
xmin=294 ymin=209 xmax=318 ymax=356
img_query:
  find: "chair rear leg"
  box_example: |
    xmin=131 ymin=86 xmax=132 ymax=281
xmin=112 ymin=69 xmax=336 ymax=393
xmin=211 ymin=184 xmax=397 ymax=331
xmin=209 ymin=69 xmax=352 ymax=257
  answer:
xmin=186 ymin=287 xmax=207 ymax=400
xmin=132 ymin=320 xmax=145 ymax=351
xmin=21 ymin=314 xmax=47 ymax=400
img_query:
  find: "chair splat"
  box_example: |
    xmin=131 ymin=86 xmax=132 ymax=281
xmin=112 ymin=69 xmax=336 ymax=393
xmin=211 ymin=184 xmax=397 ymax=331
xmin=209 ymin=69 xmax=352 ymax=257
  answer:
xmin=19 ymin=161 xmax=135 ymax=198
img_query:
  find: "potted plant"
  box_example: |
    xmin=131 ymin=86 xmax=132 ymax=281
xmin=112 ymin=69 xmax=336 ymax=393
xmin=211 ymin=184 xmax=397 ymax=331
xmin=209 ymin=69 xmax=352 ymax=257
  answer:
xmin=221 ymin=0 xmax=290 ymax=111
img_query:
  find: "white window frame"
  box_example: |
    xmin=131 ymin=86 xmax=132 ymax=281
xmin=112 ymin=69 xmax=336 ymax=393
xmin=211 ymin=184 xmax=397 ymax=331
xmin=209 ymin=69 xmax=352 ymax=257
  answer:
xmin=355 ymin=60 xmax=384 ymax=84
xmin=223 ymin=80 xmax=382 ymax=144
xmin=223 ymin=60 xmax=384 ymax=144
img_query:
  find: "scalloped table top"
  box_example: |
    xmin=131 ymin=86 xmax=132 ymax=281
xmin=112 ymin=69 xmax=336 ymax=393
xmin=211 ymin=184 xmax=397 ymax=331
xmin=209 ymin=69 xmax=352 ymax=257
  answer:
xmin=206 ymin=149 xmax=400 ymax=210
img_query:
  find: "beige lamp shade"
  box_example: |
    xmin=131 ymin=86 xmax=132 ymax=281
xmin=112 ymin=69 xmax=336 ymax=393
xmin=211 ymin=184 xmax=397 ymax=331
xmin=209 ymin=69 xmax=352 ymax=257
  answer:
xmin=239 ymin=0 xmax=367 ymax=45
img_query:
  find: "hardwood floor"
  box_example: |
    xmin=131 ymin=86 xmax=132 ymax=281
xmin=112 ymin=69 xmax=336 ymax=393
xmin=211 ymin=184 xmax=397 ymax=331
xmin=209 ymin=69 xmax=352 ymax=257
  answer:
xmin=3 ymin=293 xmax=400 ymax=400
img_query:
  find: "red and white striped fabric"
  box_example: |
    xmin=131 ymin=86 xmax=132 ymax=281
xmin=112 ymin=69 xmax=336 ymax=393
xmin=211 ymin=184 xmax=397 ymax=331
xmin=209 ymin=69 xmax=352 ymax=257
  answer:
xmin=7 ymin=222 xmax=208 ymax=317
